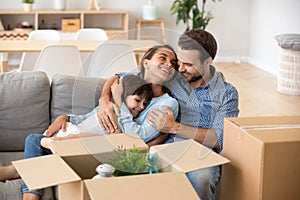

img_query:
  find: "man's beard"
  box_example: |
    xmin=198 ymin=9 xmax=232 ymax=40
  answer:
xmin=189 ymin=73 xmax=203 ymax=83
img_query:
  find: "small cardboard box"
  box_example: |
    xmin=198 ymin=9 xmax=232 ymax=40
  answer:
xmin=62 ymin=18 xmax=80 ymax=32
xmin=220 ymin=116 xmax=300 ymax=200
xmin=13 ymin=133 xmax=229 ymax=200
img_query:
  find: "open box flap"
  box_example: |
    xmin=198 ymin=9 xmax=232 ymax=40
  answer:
xmin=105 ymin=133 xmax=148 ymax=150
xmin=228 ymin=116 xmax=300 ymax=129
xmin=150 ymin=139 xmax=230 ymax=173
xmin=52 ymin=133 xmax=148 ymax=157
xmin=84 ymin=172 xmax=200 ymax=200
xmin=247 ymin=128 xmax=300 ymax=143
xmin=12 ymin=154 xmax=81 ymax=190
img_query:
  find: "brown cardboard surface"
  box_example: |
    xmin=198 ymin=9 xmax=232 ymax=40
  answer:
xmin=52 ymin=133 xmax=148 ymax=157
xmin=12 ymin=133 xmax=148 ymax=191
xmin=151 ymin=139 xmax=230 ymax=173
xmin=262 ymin=141 xmax=300 ymax=200
xmin=84 ymin=172 xmax=200 ymax=200
xmin=12 ymin=154 xmax=80 ymax=190
xmin=220 ymin=116 xmax=300 ymax=200
xmin=62 ymin=154 xmax=100 ymax=179
xmin=220 ymin=122 xmax=263 ymax=200
xmin=248 ymin=128 xmax=300 ymax=142
xmin=228 ymin=115 xmax=300 ymax=128
xmin=13 ymin=133 xmax=228 ymax=200
xmin=59 ymin=181 xmax=91 ymax=200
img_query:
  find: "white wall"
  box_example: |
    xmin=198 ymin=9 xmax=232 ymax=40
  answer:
xmin=1 ymin=0 xmax=299 ymax=74
xmin=249 ymin=0 xmax=300 ymax=75
xmin=205 ymin=0 xmax=251 ymax=63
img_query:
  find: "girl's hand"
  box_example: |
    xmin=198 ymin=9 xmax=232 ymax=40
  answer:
xmin=44 ymin=115 xmax=68 ymax=137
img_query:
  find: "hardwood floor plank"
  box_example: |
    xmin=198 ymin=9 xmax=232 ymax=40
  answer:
xmin=215 ymin=62 xmax=300 ymax=117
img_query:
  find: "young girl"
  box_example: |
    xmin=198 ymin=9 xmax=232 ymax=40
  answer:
xmin=41 ymin=74 xmax=153 ymax=148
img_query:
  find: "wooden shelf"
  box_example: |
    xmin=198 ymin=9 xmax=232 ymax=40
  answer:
xmin=0 ymin=10 xmax=129 ymax=39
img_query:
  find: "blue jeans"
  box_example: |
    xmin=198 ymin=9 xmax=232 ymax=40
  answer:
xmin=186 ymin=166 xmax=221 ymax=200
xmin=21 ymin=134 xmax=51 ymax=197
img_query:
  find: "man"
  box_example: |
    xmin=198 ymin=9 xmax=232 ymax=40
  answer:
xmin=98 ymin=29 xmax=239 ymax=200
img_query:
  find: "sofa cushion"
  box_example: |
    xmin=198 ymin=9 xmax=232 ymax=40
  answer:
xmin=50 ymin=74 xmax=105 ymax=122
xmin=0 ymin=179 xmax=56 ymax=200
xmin=0 ymin=71 xmax=50 ymax=151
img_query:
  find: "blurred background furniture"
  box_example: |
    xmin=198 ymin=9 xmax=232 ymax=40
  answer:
xmin=74 ymin=28 xmax=108 ymax=40
xmin=86 ymin=43 xmax=138 ymax=78
xmin=136 ymin=18 xmax=166 ymax=44
xmin=0 ymin=10 xmax=128 ymax=39
xmin=74 ymin=28 xmax=109 ymax=72
xmin=0 ymin=39 xmax=160 ymax=73
xmin=18 ymin=30 xmax=60 ymax=71
xmin=0 ymin=30 xmax=31 ymax=72
xmin=33 ymin=44 xmax=83 ymax=81
xmin=275 ymin=33 xmax=300 ymax=95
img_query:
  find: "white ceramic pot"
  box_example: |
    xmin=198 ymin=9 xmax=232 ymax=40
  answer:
xmin=23 ymin=3 xmax=32 ymax=12
xmin=54 ymin=0 xmax=66 ymax=11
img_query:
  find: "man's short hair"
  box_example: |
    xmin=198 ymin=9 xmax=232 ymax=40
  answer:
xmin=178 ymin=29 xmax=217 ymax=63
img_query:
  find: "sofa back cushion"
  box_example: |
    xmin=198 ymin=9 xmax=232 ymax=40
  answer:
xmin=0 ymin=71 xmax=50 ymax=151
xmin=50 ymin=74 xmax=105 ymax=122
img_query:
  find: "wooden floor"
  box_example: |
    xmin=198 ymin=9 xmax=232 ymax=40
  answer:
xmin=215 ymin=62 xmax=300 ymax=117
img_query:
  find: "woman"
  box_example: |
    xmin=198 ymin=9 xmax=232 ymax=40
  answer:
xmin=111 ymin=44 xmax=179 ymax=143
xmin=0 ymin=44 xmax=179 ymax=200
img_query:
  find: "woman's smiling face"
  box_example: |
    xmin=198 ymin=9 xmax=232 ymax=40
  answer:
xmin=143 ymin=48 xmax=177 ymax=83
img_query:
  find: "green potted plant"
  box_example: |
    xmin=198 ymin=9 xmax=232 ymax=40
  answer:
xmin=22 ymin=0 xmax=34 ymax=12
xmin=107 ymin=145 xmax=151 ymax=176
xmin=170 ymin=0 xmax=221 ymax=31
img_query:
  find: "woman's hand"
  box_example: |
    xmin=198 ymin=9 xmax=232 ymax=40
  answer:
xmin=44 ymin=115 xmax=68 ymax=137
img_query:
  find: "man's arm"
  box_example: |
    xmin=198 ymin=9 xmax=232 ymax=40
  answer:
xmin=147 ymin=106 xmax=220 ymax=150
xmin=97 ymin=75 xmax=120 ymax=133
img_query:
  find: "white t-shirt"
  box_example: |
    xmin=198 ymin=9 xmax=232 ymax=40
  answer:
xmin=44 ymin=113 xmax=104 ymax=137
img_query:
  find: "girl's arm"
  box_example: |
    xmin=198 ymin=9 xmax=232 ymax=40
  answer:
xmin=41 ymin=133 xmax=100 ymax=150
xmin=118 ymin=96 xmax=179 ymax=143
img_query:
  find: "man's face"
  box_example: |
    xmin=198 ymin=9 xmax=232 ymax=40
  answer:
xmin=177 ymin=47 xmax=205 ymax=85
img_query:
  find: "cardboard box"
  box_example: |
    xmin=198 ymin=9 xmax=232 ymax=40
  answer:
xmin=62 ymin=18 xmax=80 ymax=32
xmin=220 ymin=116 xmax=300 ymax=200
xmin=13 ymin=133 xmax=229 ymax=200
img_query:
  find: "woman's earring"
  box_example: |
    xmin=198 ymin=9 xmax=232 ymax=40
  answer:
xmin=143 ymin=62 xmax=149 ymax=69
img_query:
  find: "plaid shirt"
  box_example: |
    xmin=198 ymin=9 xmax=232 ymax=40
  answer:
xmin=119 ymin=66 xmax=239 ymax=152
xmin=163 ymin=66 xmax=239 ymax=152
